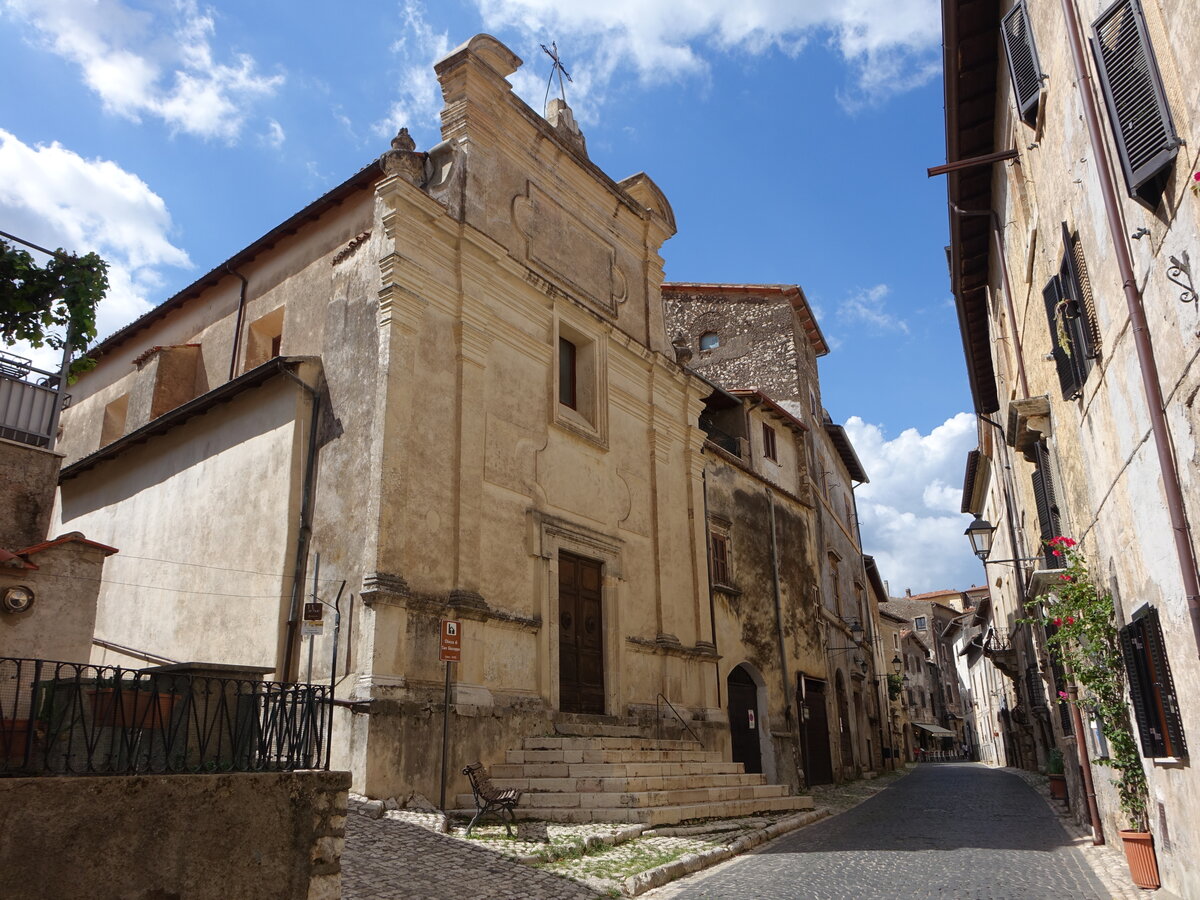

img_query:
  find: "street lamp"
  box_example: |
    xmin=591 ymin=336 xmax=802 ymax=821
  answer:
xmin=964 ymin=516 xmax=1041 ymax=566
xmin=891 ymin=654 xmax=903 ymax=675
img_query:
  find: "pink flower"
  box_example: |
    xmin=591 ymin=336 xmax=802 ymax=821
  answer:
xmin=1060 ymin=574 xmax=1072 ymax=582
xmin=1052 ymin=550 xmax=1062 ymax=557
xmin=1194 ymin=171 xmax=1200 ymax=183
xmin=1058 ymin=691 xmax=1069 ymax=699
xmin=1065 ymin=616 xmax=1075 ymax=624
xmin=1054 ymin=617 xmax=1064 ymax=626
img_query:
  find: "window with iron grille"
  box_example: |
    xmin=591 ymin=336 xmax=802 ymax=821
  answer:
xmin=1030 ymin=441 xmax=1062 ymax=568
xmin=1091 ymin=0 xmax=1180 ymax=204
xmin=710 ymin=532 xmax=731 ymax=587
xmin=1120 ymin=606 xmax=1187 ymax=759
xmin=1001 ymin=1 xmax=1044 ymax=125
xmin=1042 ymin=225 xmax=1098 ymax=400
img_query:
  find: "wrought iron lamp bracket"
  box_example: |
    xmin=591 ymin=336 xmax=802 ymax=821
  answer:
xmin=1166 ymin=251 xmax=1195 ymax=304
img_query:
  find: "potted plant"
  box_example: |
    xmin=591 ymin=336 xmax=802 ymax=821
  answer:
xmin=87 ymin=676 xmax=178 ymax=730
xmin=1028 ymin=537 xmax=1158 ymax=890
xmin=1046 ymin=748 xmax=1068 ymax=801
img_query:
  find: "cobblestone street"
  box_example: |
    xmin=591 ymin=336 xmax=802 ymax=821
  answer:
xmin=652 ymin=763 xmax=1110 ymax=899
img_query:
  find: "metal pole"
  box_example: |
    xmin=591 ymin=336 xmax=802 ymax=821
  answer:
xmin=1066 ymin=675 xmax=1105 ymax=845
xmin=306 ymin=554 xmax=320 ymax=685
xmin=439 ymin=661 xmax=452 ymax=811
xmin=326 ymin=582 xmax=345 ymax=771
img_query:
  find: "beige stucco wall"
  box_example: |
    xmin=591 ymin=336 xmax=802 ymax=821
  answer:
xmin=56 ymin=375 xmax=307 ymax=672
xmin=0 ymin=439 xmax=60 ymax=550
xmin=0 ymin=770 xmax=350 ymax=900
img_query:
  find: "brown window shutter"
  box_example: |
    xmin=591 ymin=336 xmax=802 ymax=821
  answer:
xmin=1059 ymin=224 xmax=1099 ymax=362
xmin=1091 ymin=0 xmax=1180 ymax=201
xmin=1121 ymin=619 xmax=1166 ymax=757
xmin=1138 ymin=607 xmax=1188 ymax=758
xmin=1068 ymin=230 xmax=1102 ymax=355
xmin=1001 ymin=1 xmax=1043 ymax=124
xmin=1042 ymin=276 xmax=1084 ymax=399
xmin=1031 ymin=441 xmax=1062 ymax=566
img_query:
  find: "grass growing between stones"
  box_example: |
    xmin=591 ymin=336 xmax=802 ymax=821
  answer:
xmin=537 ymin=835 xmax=715 ymax=895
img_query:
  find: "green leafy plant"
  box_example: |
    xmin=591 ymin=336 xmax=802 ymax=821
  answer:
xmin=887 ymin=672 xmax=904 ymax=701
xmin=1046 ymin=747 xmax=1064 ymax=776
xmin=1 ymin=237 xmax=108 ymax=377
xmin=1025 ymin=536 xmax=1149 ymax=830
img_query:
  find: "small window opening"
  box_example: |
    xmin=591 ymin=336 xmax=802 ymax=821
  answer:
xmin=245 ymin=307 xmax=285 ymax=372
xmin=699 ymin=331 xmax=720 ymax=351
xmin=762 ymin=423 xmax=778 ymax=462
xmin=100 ymin=394 xmax=130 ymax=447
xmin=558 ymin=336 xmax=578 ymax=409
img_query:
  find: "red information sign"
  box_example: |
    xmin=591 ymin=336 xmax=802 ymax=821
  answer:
xmin=440 ymin=619 xmax=461 ymax=662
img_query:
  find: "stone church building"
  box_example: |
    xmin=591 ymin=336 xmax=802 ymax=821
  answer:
xmin=48 ymin=35 xmax=877 ymax=813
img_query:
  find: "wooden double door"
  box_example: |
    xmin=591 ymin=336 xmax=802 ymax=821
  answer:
xmin=558 ymin=552 xmax=604 ymax=714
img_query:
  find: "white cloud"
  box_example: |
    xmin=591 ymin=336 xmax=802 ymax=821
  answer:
xmin=0 ymin=130 xmax=191 ymax=369
xmin=264 ymin=119 xmax=286 ymax=149
xmin=373 ymin=1 xmax=452 ymax=142
xmin=470 ymin=0 xmax=940 ymax=115
xmin=845 ymin=412 xmax=985 ymax=595
xmin=839 ymin=283 xmax=909 ymax=334
xmin=3 ymin=0 xmax=282 ymax=141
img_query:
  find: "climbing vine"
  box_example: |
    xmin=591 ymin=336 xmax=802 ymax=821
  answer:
xmin=1 ymin=237 xmax=107 ymax=375
xmin=1025 ymin=537 xmax=1149 ymax=830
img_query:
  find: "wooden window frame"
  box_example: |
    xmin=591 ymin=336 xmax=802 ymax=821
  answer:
xmin=762 ymin=422 xmax=778 ymax=462
xmin=710 ymin=532 xmax=731 ymax=588
xmin=1042 ymin=226 xmax=1097 ymax=401
xmin=558 ymin=336 xmax=578 ymax=410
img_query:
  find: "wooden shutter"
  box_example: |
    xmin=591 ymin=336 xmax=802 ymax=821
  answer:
xmin=1137 ymin=607 xmax=1187 ymax=758
xmin=1001 ymin=1 xmax=1043 ymax=124
xmin=1059 ymin=224 xmax=1098 ymax=362
xmin=1031 ymin=441 xmax=1062 ymax=567
xmin=1042 ymin=276 xmax=1085 ymax=400
xmin=1091 ymin=0 xmax=1179 ymax=199
xmin=1121 ymin=619 xmax=1166 ymax=757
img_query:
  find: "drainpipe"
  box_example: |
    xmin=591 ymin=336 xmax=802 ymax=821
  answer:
xmin=1059 ymin=0 xmax=1200 ymax=658
xmin=281 ymin=366 xmax=322 ymax=681
xmin=951 ymin=205 xmax=1031 ymax=399
xmin=702 ymin=469 xmax=721 ymax=709
xmin=226 ymin=266 xmax=249 ymax=382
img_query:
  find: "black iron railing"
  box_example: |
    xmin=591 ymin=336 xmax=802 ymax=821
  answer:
xmin=0 ymin=658 xmax=328 ymax=776
xmin=699 ymin=416 xmax=741 ymax=457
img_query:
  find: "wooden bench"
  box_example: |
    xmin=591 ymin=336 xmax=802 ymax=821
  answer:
xmin=462 ymin=761 xmax=522 ymax=835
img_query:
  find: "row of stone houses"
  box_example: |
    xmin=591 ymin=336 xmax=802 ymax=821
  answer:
xmin=2 ymin=34 xmax=899 ymax=818
xmin=942 ymin=0 xmax=1200 ymax=894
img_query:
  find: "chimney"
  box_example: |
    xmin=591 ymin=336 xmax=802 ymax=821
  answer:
xmin=906 ymin=588 xmax=912 ymax=597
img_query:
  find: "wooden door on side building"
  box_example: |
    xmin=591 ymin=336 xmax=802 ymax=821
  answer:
xmin=727 ymin=665 xmax=762 ymax=774
xmin=801 ymin=677 xmax=834 ymax=785
xmin=558 ymin=552 xmax=605 ymax=714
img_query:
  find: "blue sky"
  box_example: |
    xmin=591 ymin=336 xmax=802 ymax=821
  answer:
xmin=0 ymin=0 xmax=986 ymax=596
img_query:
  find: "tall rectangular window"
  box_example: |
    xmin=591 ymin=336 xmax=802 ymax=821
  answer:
xmin=1092 ymin=0 xmax=1179 ymax=203
xmin=710 ymin=533 xmax=730 ymax=586
xmin=762 ymin=423 xmax=778 ymax=461
xmin=1031 ymin=440 xmax=1062 ymax=568
xmin=558 ymin=336 xmax=577 ymax=409
xmin=1121 ymin=606 xmax=1187 ymax=759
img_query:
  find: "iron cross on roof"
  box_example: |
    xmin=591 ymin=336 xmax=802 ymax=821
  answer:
xmin=540 ymin=41 xmax=573 ymax=114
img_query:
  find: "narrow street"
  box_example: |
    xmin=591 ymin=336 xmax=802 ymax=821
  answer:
xmin=653 ymin=764 xmax=1110 ymax=900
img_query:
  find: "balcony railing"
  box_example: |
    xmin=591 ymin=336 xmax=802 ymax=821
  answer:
xmin=0 ymin=350 xmax=65 ymax=449
xmin=699 ymin=415 xmax=742 ymax=457
xmin=0 ymin=658 xmax=329 ymax=776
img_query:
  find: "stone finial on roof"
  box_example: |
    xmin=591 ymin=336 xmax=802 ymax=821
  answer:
xmin=382 ymin=127 xmax=425 ymax=185
xmin=671 ymin=333 xmax=693 ymax=365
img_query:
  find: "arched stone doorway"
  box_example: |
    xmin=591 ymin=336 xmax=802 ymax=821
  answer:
xmin=835 ymin=671 xmax=853 ymax=773
xmin=727 ymin=664 xmax=763 ymax=775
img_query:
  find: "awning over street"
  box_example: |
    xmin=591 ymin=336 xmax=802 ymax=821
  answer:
xmin=915 ymin=723 xmax=956 ymax=737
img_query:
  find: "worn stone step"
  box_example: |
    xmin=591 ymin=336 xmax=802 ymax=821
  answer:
xmin=489 ymin=772 xmax=769 ymax=794
xmin=522 ymin=736 xmax=702 ymax=752
xmin=454 ymin=782 xmax=792 ymax=812
xmin=490 ymin=793 xmax=814 ymax=825
xmin=491 ymin=760 xmax=746 ymax=780
xmin=505 ymin=747 xmax=722 ymax=765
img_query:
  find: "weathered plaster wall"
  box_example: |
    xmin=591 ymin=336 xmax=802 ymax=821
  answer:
xmin=57 ymin=377 xmax=306 ymax=671
xmin=0 ymin=439 xmax=60 ymax=550
xmin=0 ymin=543 xmax=107 ymax=663
xmin=0 ymin=770 xmax=350 ymax=900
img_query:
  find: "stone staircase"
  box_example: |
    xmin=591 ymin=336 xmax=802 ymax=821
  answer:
xmin=454 ymin=725 xmax=814 ymax=826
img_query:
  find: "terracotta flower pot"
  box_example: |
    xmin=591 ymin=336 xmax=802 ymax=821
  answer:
xmin=87 ymin=688 xmax=177 ymax=729
xmin=1048 ymin=773 xmax=1068 ymax=800
xmin=1118 ymin=830 xmax=1160 ymax=890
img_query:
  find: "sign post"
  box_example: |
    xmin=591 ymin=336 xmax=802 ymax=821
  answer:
xmin=439 ymin=620 xmax=461 ymax=811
